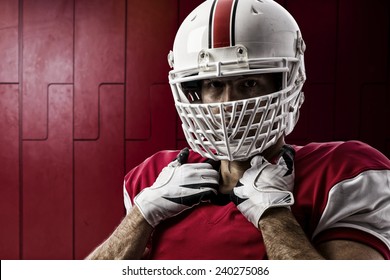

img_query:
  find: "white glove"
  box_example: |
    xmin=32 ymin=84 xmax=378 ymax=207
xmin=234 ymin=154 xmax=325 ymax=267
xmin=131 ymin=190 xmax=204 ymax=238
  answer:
xmin=231 ymin=145 xmax=295 ymax=228
xmin=134 ymin=148 xmax=219 ymax=227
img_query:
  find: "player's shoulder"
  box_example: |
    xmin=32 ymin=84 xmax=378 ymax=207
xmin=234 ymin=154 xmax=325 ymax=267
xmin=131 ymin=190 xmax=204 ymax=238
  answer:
xmin=294 ymin=140 xmax=390 ymax=169
xmin=294 ymin=140 xmax=373 ymax=156
xmin=124 ymin=148 xmax=207 ymax=199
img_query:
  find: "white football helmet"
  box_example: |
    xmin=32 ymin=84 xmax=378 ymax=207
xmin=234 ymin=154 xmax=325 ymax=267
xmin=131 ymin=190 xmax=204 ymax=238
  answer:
xmin=168 ymin=0 xmax=306 ymax=161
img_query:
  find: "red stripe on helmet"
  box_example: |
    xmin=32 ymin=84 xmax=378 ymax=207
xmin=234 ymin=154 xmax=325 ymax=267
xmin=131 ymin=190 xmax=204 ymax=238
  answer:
xmin=212 ymin=0 xmax=235 ymax=48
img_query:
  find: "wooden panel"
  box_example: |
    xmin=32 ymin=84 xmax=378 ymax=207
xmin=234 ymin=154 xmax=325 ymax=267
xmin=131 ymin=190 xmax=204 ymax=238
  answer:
xmin=334 ymin=0 xmax=389 ymax=140
xmin=387 ymin=141 xmax=390 ymax=159
xmin=305 ymin=84 xmax=335 ymax=142
xmin=360 ymin=84 xmax=388 ymax=156
xmin=286 ymin=0 xmax=338 ymax=84
xmin=287 ymin=84 xmax=335 ymax=144
xmin=178 ymin=0 xmax=204 ymax=22
xmin=275 ymin=0 xmax=287 ymax=6
xmin=126 ymin=84 xmax=177 ymax=171
xmin=22 ymin=0 xmax=73 ymax=140
xmin=74 ymin=85 xmax=125 ymax=259
xmin=0 ymin=0 xmax=18 ymax=83
xmin=126 ymin=0 xmax=178 ymax=139
xmin=22 ymin=85 xmax=73 ymax=259
xmin=74 ymin=0 xmax=125 ymax=139
xmin=0 ymin=84 xmax=19 ymax=259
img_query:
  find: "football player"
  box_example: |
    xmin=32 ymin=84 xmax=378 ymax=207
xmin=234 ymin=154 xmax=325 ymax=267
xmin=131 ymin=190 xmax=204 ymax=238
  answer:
xmin=87 ymin=0 xmax=390 ymax=260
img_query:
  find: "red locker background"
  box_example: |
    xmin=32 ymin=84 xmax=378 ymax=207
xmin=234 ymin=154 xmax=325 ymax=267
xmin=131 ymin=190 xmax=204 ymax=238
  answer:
xmin=0 ymin=0 xmax=389 ymax=260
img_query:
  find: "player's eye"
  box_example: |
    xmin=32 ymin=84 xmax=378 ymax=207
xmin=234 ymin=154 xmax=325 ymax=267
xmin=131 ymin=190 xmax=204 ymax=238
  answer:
xmin=243 ymin=80 xmax=257 ymax=88
xmin=208 ymin=80 xmax=224 ymax=89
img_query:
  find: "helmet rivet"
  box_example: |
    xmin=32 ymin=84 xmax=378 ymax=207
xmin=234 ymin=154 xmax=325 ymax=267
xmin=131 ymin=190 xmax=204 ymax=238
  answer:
xmin=198 ymin=50 xmax=210 ymax=70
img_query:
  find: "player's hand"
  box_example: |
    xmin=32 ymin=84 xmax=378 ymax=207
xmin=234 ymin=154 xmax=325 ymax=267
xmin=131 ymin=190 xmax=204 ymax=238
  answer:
xmin=134 ymin=148 xmax=219 ymax=227
xmin=231 ymin=145 xmax=295 ymax=228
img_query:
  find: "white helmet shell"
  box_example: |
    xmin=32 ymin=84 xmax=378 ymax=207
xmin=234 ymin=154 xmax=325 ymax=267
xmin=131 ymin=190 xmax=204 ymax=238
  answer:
xmin=168 ymin=0 xmax=306 ymax=161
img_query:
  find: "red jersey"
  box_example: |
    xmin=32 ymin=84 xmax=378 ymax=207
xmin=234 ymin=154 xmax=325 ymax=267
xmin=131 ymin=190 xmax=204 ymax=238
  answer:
xmin=124 ymin=141 xmax=390 ymax=259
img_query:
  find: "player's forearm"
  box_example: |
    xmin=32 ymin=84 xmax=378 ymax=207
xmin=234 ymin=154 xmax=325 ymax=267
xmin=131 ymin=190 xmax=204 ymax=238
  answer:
xmin=86 ymin=206 xmax=153 ymax=260
xmin=258 ymin=208 xmax=324 ymax=260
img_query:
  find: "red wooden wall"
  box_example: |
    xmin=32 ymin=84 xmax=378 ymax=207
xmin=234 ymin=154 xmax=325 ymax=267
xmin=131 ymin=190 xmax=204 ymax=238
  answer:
xmin=0 ymin=0 xmax=389 ymax=260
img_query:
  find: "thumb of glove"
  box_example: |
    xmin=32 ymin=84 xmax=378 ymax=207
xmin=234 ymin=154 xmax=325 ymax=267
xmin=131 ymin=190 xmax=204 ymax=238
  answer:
xmin=169 ymin=147 xmax=190 ymax=168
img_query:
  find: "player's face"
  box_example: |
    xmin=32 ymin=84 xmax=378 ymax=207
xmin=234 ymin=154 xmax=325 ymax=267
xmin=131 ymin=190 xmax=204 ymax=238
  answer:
xmin=200 ymin=73 xmax=279 ymax=126
xmin=200 ymin=74 xmax=278 ymax=104
xmin=197 ymin=73 xmax=280 ymax=142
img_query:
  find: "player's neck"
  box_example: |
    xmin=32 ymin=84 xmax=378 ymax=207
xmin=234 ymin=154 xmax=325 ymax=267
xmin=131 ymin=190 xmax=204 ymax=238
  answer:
xmin=218 ymin=137 xmax=286 ymax=194
xmin=219 ymin=160 xmax=250 ymax=194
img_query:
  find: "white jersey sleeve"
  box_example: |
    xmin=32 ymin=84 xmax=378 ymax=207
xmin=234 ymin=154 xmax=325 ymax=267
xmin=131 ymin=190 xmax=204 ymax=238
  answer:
xmin=313 ymin=170 xmax=390 ymax=250
xmin=123 ymin=180 xmax=133 ymax=214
